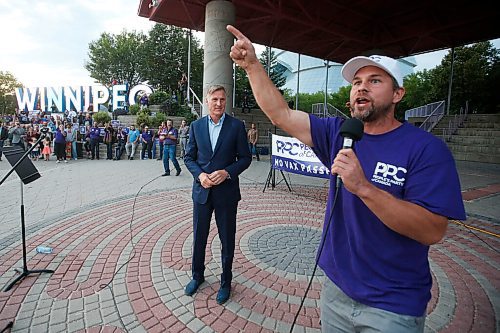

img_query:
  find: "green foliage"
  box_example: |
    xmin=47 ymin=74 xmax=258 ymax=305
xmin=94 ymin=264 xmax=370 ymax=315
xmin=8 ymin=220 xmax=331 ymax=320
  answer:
xmin=150 ymin=112 xmax=166 ymax=127
xmin=234 ymin=47 xmax=286 ymax=108
xmin=93 ymin=111 xmax=111 ymax=125
xmin=85 ymin=30 xmax=147 ymax=86
xmin=259 ymin=47 xmax=287 ymax=89
xmin=329 ymin=86 xmax=351 ymax=114
xmin=136 ymin=110 xmax=151 ymax=127
xmin=149 ymin=91 xmax=169 ymax=105
xmin=401 ymin=41 xmax=500 ymax=114
xmin=293 ymin=92 xmax=324 ymax=113
xmin=0 ymin=71 xmax=22 ymax=114
xmin=129 ymin=104 xmax=140 ymax=115
xmin=142 ymin=25 xmax=204 ymax=97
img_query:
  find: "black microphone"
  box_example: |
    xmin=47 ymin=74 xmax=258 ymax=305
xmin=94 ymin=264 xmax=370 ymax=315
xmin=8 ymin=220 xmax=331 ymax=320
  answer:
xmin=336 ymin=118 xmax=364 ymax=188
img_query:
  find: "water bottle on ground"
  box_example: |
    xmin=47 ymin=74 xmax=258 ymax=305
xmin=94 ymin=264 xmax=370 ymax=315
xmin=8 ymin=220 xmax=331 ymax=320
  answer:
xmin=36 ymin=246 xmax=53 ymax=254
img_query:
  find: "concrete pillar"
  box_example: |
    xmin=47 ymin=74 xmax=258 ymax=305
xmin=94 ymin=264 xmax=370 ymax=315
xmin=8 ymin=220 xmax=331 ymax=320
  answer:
xmin=203 ymin=0 xmax=235 ymax=116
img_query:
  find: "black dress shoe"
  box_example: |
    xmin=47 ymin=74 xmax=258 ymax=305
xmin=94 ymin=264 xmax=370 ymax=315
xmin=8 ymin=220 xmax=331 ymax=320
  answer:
xmin=185 ymin=279 xmax=204 ymax=296
xmin=175 ymin=170 xmax=181 ymax=176
xmin=162 ymin=172 xmax=170 ymax=176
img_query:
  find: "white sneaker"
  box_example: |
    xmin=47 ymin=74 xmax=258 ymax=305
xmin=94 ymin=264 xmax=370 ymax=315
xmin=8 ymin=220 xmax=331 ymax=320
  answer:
xmin=56 ymin=160 xmax=60 ymax=163
xmin=64 ymin=160 xmax=68 ymax=163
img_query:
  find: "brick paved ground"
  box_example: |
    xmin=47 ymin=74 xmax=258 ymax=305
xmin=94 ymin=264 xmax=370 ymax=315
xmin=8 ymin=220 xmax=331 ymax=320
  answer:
xmin=0 ymin=157 xmax=498 ymax=332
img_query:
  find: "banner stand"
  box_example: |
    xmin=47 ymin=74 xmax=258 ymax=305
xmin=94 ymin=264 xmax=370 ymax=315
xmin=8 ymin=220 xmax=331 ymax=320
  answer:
xmin=262 ymin=131 xmax=292 ymax=193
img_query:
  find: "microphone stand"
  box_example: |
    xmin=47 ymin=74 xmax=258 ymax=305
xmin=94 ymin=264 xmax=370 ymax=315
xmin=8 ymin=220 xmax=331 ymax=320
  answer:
xmin=1 ymin=132 xmax=54 ymax=293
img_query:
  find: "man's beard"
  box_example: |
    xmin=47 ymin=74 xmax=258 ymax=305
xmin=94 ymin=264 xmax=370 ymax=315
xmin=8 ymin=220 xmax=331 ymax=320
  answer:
xmin=352 ymin=100 xmax=392 ymax=123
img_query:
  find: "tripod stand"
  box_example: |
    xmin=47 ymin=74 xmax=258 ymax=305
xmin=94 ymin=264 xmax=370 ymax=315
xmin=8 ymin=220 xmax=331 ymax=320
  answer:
xmin=262 ymin=130 xmax=291 ymax=193
xmin=1 ymin=140 xmax=54 ymax=293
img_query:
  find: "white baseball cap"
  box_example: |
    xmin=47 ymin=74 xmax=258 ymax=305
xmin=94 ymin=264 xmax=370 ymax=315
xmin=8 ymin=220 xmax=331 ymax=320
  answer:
xmin=341 ymin=55 xmax=404 ymax=87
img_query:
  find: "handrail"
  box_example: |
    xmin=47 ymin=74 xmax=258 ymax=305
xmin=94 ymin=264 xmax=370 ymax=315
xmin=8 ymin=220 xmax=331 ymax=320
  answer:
xmin=442 ymin=101 xmax=469 ymax=141
xmin=405 ymin=100 xmax=445 ymax=121
xmin=189 ymin=87 xmax=203 ymax=118
xmin=311 ymin=103 xmax=349 ymax=119
xmin=417 ymin=101 xmax=445 ymax=132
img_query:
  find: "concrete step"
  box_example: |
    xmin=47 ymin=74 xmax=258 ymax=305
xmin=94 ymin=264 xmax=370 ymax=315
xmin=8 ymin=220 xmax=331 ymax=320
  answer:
xmin=452 ymin=151 xmax=500 ymax=164
xmin=455 ymin=128 xmax=500 ymax=137
xmin=465 ymin=114 xmax=500 ymax=122
xmin=448 ymin=136 xmax=500 ymax=145
xmin=117 ymin=115 xmax=186 ymax=128
xmin=447 ymin=143 xmax=500 ymax=154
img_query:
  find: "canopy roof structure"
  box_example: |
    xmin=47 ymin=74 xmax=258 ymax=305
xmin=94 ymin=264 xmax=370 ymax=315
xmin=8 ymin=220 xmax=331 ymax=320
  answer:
xmin=138 ymin=0 xmax=500 ymax=63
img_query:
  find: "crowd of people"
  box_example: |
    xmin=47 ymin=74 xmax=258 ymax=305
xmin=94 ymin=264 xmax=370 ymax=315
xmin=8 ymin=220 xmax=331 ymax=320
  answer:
xmin=0 ymin=110 xmax=192 ymax=173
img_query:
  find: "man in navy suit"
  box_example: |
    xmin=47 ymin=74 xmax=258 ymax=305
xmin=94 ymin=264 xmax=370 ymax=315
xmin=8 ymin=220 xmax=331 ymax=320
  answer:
xmin=184 ymin=85 xmax=251 ymax=304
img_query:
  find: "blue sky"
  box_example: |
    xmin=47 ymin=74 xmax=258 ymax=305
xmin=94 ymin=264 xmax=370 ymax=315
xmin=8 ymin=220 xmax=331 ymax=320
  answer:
xmin=0 ymin=0 xmax=498 ymax=88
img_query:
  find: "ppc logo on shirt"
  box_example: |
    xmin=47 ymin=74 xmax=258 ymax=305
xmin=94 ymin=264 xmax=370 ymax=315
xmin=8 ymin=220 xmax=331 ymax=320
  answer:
xmin=371 ymin=162 xmax=407 ymax=187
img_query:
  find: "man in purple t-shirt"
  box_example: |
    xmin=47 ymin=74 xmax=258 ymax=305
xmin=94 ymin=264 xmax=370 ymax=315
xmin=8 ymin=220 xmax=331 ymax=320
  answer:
xmin=228 ymin=26 xmax=466 ymax=332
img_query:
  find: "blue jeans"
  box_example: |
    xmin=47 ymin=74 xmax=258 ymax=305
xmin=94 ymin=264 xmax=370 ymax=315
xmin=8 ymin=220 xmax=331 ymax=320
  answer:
xmin=163 ymin=144 xmax=180 ymax=174
xmin=0 ymin=140 xmax=4 ymax=160
xmin=71 ymin=141 xmax=77 ymax=159
xmin=320 ymin=277 xmax=425 ymax=333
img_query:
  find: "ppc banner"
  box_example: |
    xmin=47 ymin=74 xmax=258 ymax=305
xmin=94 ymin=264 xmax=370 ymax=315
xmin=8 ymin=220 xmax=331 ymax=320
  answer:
xmin=271 ymin=134 xmax=330 ymax=179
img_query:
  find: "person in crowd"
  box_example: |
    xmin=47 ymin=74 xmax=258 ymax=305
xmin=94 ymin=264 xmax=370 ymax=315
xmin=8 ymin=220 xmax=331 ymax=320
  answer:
xmin=178 ymin=72 xmax=188 ymax=104
xmin=77 ymin=111 xmax=85 ymax=125
xmin=242 ymin=89 xmax=251 ymax=113
xmin=140 ymin=94 xmax=149 ymax=110
xmin=30 ymin=136 xmax=40 ymax=161
xmin=84 ymin=113 xmax=93 ymax=127
xmin=178 ymin=119 xmax=189 ymax=159
xmin=156 ymin=121 xmax=167 ymax=161
xmin=161 ymin=119 xmax=181 ymax=176
xmin=141 ymin=125 xmax=154 ymax=160
xmin=42 ymin=135 xmax=52 ymax=161
xmin=114 ymin=126 xmax=127 ymax=160
xmin=183 ymin=85 xmax=251 ymax=305
xmin=25 ymin=127 xmax=36 ymax=155
xmin=68 ymin=109 xmax=77 ymax=123
xmin=65 ymin=124 xmax=77 ymax=160
xmin=104 ymin=123 xmax=116 ymax=160
xmin=83 ymin=125 xmax=92 ymax=159
xmin=8 ymin=122 xmax=26 ymax=150
xmin=125 ymin=124 xmax=140 ymax=160
xmin=247 ymin=122 xmax=260 ymax=161
xmin=54 ymin=124 xmax=67 ymax=163
xmin=88 ymin=123 xmax=101 ymax=160
xmin=0 ymin=120 xmax=8 ymax=161
xmin=227 ymin=25 xmax=466 ymax=332
xmin=151 ymin=127 xmax=158 ymax=160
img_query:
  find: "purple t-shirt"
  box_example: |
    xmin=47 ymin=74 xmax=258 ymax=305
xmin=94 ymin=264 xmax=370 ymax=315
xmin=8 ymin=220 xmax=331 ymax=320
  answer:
xmin=309 ymin=115 xmax=465 ymax=317
xmin=163 ymin=127 xmax=178 ymax=145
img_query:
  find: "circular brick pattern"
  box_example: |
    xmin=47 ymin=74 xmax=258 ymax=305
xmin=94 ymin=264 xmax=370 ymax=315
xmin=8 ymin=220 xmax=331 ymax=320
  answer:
xmin=0 ymin=184 xmax=498 ymax=333
xmin=249 ymin=225 xmax=324 ymax=275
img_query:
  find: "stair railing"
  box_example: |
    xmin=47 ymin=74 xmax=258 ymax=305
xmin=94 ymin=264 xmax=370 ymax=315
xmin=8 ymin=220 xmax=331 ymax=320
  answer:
xmin=404 ymin=100 xmax=445 ymax=121
xmin=312 ymin=103 xmax=349 ymax=119
xmin=188 ymin=87 xmax=203 ymax=118
xmin=442 ymin=101 xmax=469 ymax=142
xmin=413 ymin=101 xmax=446 ymax=132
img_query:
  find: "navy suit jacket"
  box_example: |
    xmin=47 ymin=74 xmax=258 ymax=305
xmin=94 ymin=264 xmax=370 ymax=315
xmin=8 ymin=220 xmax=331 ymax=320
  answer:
xmin=184 ymin=114 xmax=251 ymax=205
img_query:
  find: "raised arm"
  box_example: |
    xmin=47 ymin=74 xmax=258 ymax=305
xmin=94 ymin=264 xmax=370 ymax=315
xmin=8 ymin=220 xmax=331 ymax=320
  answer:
xmin=227 ymin=25 xmax=313 ymax=147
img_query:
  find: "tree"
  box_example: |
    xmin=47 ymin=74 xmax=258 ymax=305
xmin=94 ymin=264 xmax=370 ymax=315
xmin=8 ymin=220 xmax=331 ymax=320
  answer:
xmin=0 ymin=71 xmax=22 ymax=115
xmin=404 ymin=41 xmax=500 ymax=114
xmin=235 ymin=47 xmax=287 ymax=108
xmin=259 ymin=47 xmax=286 ymax=89
xmin=85 ymin=30 xmax=147 ymax=86
xmin=142 ymin=24 xmax=204 ymax=98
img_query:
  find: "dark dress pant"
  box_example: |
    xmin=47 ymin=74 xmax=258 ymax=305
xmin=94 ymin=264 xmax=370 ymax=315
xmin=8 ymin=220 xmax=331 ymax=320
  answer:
xmin=192 ymin=194 xmax=238 ymax=288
